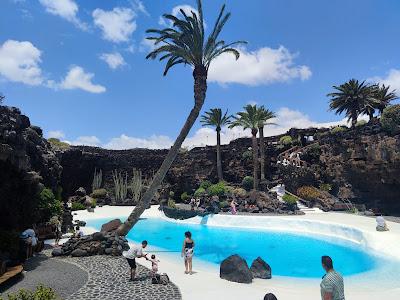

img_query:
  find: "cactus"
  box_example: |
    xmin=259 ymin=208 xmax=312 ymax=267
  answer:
xmin=92 ymin=168 xmax=102 ymax=191
xmin=112 ymin=170 xmax=128 ymax=203
xmin=130 ymin=169 xmax=143 ymax=203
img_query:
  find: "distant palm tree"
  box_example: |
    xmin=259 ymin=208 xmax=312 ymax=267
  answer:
xmin=117 ymin=0 xmax=246 ymax=235
xmin=256 ymin=106 xmax=276 ymax=181
xmin=201 ymin=108 xmax=232 ymax=181
xmin=373 ymin=84 xmax=398 ymax=115
xmin=229 ymin=104 xmax=263 ymax=190
xmin=328 ymin=79 xmax=375 ymax=126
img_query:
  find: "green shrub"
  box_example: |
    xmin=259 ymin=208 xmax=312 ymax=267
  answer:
xmin=199 ymin=180 xmax=212 ymax=190
xmin=319 ymin=183 xmax=332 ymax=192
xmin=38 ymin=188 xmax=63 ymax=221
xmin=381 ymin=104 xmax=400 ymax=135
xmin=219 ymin=201 xmax=229 ymax=209
xmin=330 ymin=126 xmax=346 ymax=134
xmin=169 ymin=191 xmax=175 ymax=198
xmin=279 ymin=135 xmax=293 ymax=146
xmin=356 ymin=120 xmax=367 ymax=127
xmin=241 ymin=150 xmax=253 ymax=161
xmin=4 ymin=285 xmax=58 ymax=300
xmin=90 ymin=188 xmax=108 ymax=199
xmin=233 ymin=187 xmax=247 ymax=198
xmin=180 ymin=192 xmax=189 ymax=202
xmin=167 ymin=199 xmax=176 ymax=208
xmin=90 ymin=199 xmax=97 ymax=208
xmin=297 ymin=186 xmax=322 ymax=200
xmin=47 ymin=137 xmax=70 ymax=150
xmin=194 ymin=187 xmax=206 ymax=197
xmin=71 ymin=202 xmax=86 ymax=211
xmin=207 ymin=182 xmax=227 ymax=197
xmin=282 ymin=193 xmax=298 ymax=206
xmin=241 ymin=176 xmax=254 ymax=191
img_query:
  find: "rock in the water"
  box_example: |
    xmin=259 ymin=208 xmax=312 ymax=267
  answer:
xmin=220 ymin=254 xmax=252 ymax=284
xmin=71 ymin=249 xmax=87 ymax=257
xmin=51 ymin=248 xmax=63 ymax=257
xmin=250 ymin=257 xmax=272 ymax=279
xmin=101 ymin=219 xmax=122 ymax=233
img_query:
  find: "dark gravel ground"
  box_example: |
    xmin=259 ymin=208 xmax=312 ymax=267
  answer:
xmin=0 ymin=252 xmax=88 ymax=299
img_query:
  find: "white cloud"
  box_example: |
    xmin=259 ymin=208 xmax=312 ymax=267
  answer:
xmin=369 ymin=69 xmax=400 ymax=93
xmin=208 ymin=46 xmax=312 ymax=86
xmin=72 ymin=136 xmax=101 ymax=147
xmin=39 ymin=0 xmax=87 ymax=30
xmin=47 ymin=130 xmax=65 ymax=139
xmin=139 ymin=38 xmax=156 ymax=52
xmin=129 ymin=0 xmax=148 ymax=16
xmin=104 ymin=134 xmax=173 ymax=150
xmin=158 ymin=4 xmax=204 ymax=27
xmin=58 ymin=66 xmax=106 ymax=93
xmin=99 ymin=52 xmax=126 ymax=70
xmin=92 ymin=7 xmax=136 ymax=43
xmin=0 ymin=40 xmax=43 ymax=85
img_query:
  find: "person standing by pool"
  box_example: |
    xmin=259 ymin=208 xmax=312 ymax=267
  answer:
xmin=230 ymin=199 xmax=238 ymax=215
xmin=181 ymin=231 xmax=194 ymax=274
xmin=123 ymin=240 xmax=148 ymax=281
xmin=320 ymin=256 xmax=345 ymax=300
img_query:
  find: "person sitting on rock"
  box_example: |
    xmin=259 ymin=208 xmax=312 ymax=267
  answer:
xmin=75 ymin=226 xmax=84 ymax=238
xmin=376 ymin=216 xmax=389 ymax=232
xmin=123 ymin=240 xmax=148 ymax=281
xmin=264 ymin=293 xmax=278 ymax=300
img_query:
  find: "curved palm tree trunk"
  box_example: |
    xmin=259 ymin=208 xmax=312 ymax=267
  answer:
xmin=117 ymin=68 xmax=207 ymax=236
xmin=251 ymin=128 xmax=259 ymax=190
xmin=216 ymin=128 xmax=223 ymax=181
xmin=259 ymin=126 xmax=265 ymax=181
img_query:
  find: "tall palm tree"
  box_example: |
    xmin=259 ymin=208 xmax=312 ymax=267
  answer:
xmin=201 ymin=108 xmax=232 ymax=181
xmin=256 ymin=106 xmax=276 ymax=181
xmin=373 ymin=84 xmax=398 ymax=115
xmin=117 ymin=0 xmax=246 ymax=235
xmin=229 ymin=104 xmax=263 ymax=190
xmin=328 ymin=79 xmax=375 ymax=126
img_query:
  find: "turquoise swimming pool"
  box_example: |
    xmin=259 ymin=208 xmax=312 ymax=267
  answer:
xmin=87 ymin=217 xmax=386 ymax=278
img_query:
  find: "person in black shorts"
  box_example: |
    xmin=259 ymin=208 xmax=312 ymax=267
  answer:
xmin=123 ymin=240 xmax=148 ymax=281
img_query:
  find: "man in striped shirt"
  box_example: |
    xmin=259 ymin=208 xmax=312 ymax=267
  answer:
xmin=320 ymin=256 xmax=345 ymax=300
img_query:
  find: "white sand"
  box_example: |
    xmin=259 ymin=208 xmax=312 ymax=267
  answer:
xmin=73 ymin=206 xmax=400 ymax=300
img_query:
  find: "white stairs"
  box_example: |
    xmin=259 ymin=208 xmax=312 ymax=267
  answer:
xmin=297 ymin=201 xmax=324 ymax=214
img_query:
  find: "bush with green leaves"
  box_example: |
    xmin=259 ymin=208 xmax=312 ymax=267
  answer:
xmin=355 ymin=120 xmax=367 ymax=127
xmin=180 ymin=192 xmax=189 ymax=202
xmin=233 ymin=187 xmax=247 ymax=198
xmin=199 ymin=180 xmax=212 ymax=190
xmin=381 ymin=104 xmax=400 ymax=135
xmin=279 ymin=135 xmax=293 ymax=146
xmin=3 ymin=285 xmax=58 ymax=300
xmin=167 ymin=199 xmax=176 ymax=208
xmin=207 ymin=182 xmax=227 ymax=197
xmin=282 ymin=193 xmax=298 ymax=206
xmin=194 ymin=187 xmax=206 ymax=197
xmin=71 ymin=202 xmax=86 ymax=211
xmin=330 ymin=126 xmax=347 ymax=134
xmin=90 ymin=188 xmax=108 ymax=199
xmin=169 ymin=191 xmax=175 ymax=198
xmin=241 ymin=150 xmax=252 ymax=161
xmin=319 ymin=183 xmax=332 ymax=192
xmin=38 ymin=188 xmax=63 ymax=221
xmin=241 ymin=176 xmax=254 ymax=191
xmin=219 ymin=201 xmax=229 ymax=209
xmin=297 ymin=186 xmax=322 ymax=200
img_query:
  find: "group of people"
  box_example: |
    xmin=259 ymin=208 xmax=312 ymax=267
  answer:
xmin=122 ymin=231 xmax=195 ymax=282
xmin=189 ymin=198 xmax=201 ymax=210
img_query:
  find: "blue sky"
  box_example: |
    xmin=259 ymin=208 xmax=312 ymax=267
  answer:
xmin=1 ymin=0 xmax=400 ymax=149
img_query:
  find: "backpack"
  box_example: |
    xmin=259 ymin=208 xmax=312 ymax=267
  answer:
xmin=151 ymin=273 xmax=170 ymax=285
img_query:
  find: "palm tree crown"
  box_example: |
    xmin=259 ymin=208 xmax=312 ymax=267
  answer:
xmin=146 ymin=0 xmax=246 ymax=76
xmin=373 ymin=84 xmax=398 ymax=114
xmin=256 ymin=106 xmax=276 ymax=128
xmin=201 ymin=108 xmax=231 ymax=131
xmin=328 ymin=79 xmax=376 ymax=125
xmin=229 ymin=104 xmax=261 ymax=133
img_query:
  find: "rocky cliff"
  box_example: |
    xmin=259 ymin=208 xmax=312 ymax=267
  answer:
xmin=0 ymin=106 xmax=62 ymax=230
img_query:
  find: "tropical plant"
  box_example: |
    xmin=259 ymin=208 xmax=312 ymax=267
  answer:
xmin=381 ymin=104 xmax=400 ymax=135
xmin=372 ymin=84 xmax=398 ymax=115
xmin=3 ymin=285 xmax=58 ymax=300
xmin=112 ymin=170 xmax=128 ymax=203
xmin=92 ymin=168 xmax=102 ymax=191
xmin=167 ymin=199 xmax=176 ymax=208
xmin=201 ymin=108 xmax=231 ymax=180
xmin=328 ymin=79 xmax=376 ymax=126
xmin=130 ymin=169 xmax=143 ymax=203
xmin=229 ymin=104 xmax=263 ymax=189
xmin=117 ymin=0 xmax=245 ymax=235
xmin=279 ymin=135 xmax=293 ymax=146
xmin=71 ymin=202 xmax=86 ymax=211
xmin=207 ymin=181 xmax=226 ymax=197
xmin=90 ymin=188 xmax=108 ymax=199
xmin=199 ymin=180 xmax=212 ymax=190
xmin=282 ymin=193 xmax=298 ymax=207
xmin=241 ymin=176 xmax=254 ymax=191
xmin=256 ymin=106 xmax=276 ymax=180
xmin=194 ymin=187 xmax=206 ymax=197
xmin=38 ymin=188 xmax=63 ymax=221
xmin=180 ymin=192 xmax=189 ymax=202
xmin=241 ymin=149 xmax=253 ymax=161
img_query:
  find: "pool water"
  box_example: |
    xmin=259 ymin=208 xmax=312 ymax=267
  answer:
xmin=87 ymin=217 xmax=379 ymax=278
